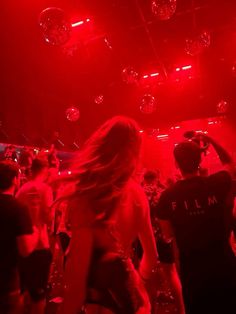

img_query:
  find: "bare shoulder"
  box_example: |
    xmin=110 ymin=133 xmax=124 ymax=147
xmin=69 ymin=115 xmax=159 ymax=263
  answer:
xmin=127 ymin=179 xmax=148 ymax=209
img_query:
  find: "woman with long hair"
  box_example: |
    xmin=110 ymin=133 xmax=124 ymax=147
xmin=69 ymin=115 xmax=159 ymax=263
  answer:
xmin=58 ymin=116 xmax=158 ymax=314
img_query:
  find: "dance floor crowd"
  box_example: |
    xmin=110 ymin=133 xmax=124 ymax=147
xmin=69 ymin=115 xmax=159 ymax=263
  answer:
xmin=1 ymin=116 xmax=236 ymax=314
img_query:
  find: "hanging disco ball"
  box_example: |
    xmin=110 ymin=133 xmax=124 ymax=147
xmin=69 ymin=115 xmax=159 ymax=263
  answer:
xmin=217 ymin=100 xmax=229 ymax=115
xmin=94 ymin=95 xmax=104 ymax=104
xmin=39 ymin=7 xmax=72 ymax=46
xmin=185 ymin=38 xmax=202 ymax=56
xmin=122 ymin=67 xmax=139 ymax=84
xmin=185 ymin=31 xmax=211 ymax=56
xmin=151 ymin=0 xmax=177 ymax=21
xmin=140 ymin=94 xmax=157 ymax=114
xmin=198 ymin=31 xmax=211 ymax=49
xmin=66 ymin=106 xmax=80 ymax=122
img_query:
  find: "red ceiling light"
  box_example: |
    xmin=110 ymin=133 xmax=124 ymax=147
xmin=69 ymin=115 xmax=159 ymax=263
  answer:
xmin=142 ymin=72 xmax=160 ymax=79
xmin=157 ymin=134 xmax=169 ymax=139
xmin=182 ymin=65 xmax=192 ymax=70
xmin=71 ymin=18 xmax=91 ymax=28
xmin=150 ymin=72 xmax=159 ymax=77
xmin=175 ymin=65 xmax=192 ymax=72
xmin=142 ymin=64 xmax=193 ymax=83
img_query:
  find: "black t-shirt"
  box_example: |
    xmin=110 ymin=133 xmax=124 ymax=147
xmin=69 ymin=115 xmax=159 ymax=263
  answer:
xmin=0 ymin=194 xmax=33 ymax=295
xmin=155 ymin=171 xmax=235 ymax=278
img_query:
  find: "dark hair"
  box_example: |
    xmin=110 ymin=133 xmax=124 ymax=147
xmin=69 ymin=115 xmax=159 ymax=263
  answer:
xmin=0 ymin=161 xmax=19 ymax=191
xmin=143 ymin=170 xmax=157 ymax=183
xmin=174 ymin=141 xmax=201 ymax=174
xmin=31 ymin=157 xmax=49 ymax=177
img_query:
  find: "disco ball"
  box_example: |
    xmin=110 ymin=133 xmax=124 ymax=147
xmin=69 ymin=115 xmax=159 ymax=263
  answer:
xmin=217 ymin=100 xmax=229 ymax=115
xmin=39 ymin=7 xmax=72 ymax=46
xmin=199 ymin=31 xmax=211 ymax=49
xmin=151 ymin=0 xmax=177 ymax=21
xmin=94 ymin=95 xmax=104 ymax=104
xmin=185 ymin=31 xmax=211 ymax=56
xmin=140 ymin=94 xmax=157 ymax=114
xmin=122 ymin=67 xmax=139 ymax=84
xmin=66 ymin=106 xmax=80 ymax=122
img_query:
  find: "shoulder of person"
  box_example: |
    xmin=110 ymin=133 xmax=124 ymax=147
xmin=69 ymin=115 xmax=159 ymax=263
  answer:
xmin=205 ymin=171 xmax=233 ymax=197
xmin=208 ymin=170 xmax=232 ymax=189
xmin=209 ymin=170 xmax=231 ymax=181
xmin=127 ymin=179 xmax=148 ymax=200
xmin=16 ymin=181 xmax=31 ymax=195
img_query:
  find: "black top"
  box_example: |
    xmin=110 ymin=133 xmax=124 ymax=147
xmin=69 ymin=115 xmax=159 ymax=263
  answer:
xmin=0 ymin=194 xmax=33 ymax=295
xmin=155 ymin=171 xmax=236 ymax=280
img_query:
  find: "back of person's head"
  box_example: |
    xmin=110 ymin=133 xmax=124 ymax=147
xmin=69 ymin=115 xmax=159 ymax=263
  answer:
xmin=143 ymin=170 xmax=157 ymax=184
xmin=0 ymin=161 xmax=19 ymax=191
xmin=67 ymin=116 xmax=142 ymax=217
xmin=31 ymin=157 xmax=49 ymax=178
xmin=174 ymin=141 xmax=201 ymax=174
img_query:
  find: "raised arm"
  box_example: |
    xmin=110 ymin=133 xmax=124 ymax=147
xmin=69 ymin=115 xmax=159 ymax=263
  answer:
xmin=198 ymin=134 xmax=235 ymax=176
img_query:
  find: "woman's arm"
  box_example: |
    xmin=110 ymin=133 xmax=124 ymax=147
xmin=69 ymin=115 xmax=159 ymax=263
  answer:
xmin=137 ymin=189 xmax=158 ymax=279
xmin=59 ymin=226 xmax=93 ymax=314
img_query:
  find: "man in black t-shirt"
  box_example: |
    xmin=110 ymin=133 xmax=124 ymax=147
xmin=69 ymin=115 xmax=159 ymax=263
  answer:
xmin=0 ymin=161 xmax=38 ymax=314
xmin=155 ymin=135 xmax=236 ymax=314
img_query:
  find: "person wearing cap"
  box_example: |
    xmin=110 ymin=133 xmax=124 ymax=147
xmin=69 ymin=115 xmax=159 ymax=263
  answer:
xmin=155 ymin=134 xmax=236 ymax=314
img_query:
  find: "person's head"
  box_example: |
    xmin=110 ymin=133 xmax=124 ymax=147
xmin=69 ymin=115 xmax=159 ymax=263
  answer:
xmin=166 ymin=177 xmax=175 ymax=188
xmin=31 ymin=157 xmax=49 ymax=180
xmin=143 ymin=170 xmax=157 ymax=185
xmin=174 ymin=141 xmax=201 ymax=176
xmin=0 ymin=161 xmax=19 ymax=192
xmin=69 ymin=116 xmax=142 ymax=214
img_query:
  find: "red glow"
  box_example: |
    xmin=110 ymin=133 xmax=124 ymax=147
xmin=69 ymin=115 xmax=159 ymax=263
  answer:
xmin=143 ymin=75 xmax=149 ymax=79
xmin=71 ymin=18 xmax=91 ymax=28
xmin=139 ymin=130 xmax=144 ymax=133
xmin=176 ymin=67 xmax=181 ymax=72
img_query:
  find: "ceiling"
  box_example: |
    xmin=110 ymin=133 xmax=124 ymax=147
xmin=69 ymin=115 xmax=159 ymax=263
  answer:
xmin=1 ymin=0 xmax=236 ymax=149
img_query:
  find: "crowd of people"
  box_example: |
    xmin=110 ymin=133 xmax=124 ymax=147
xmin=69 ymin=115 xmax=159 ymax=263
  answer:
xmin=1 ymin=115 xmax=236 ymax=314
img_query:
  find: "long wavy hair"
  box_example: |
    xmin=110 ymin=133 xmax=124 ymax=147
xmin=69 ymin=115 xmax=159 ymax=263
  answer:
xmin=63 ymin=116 xmax=142 ymax=219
